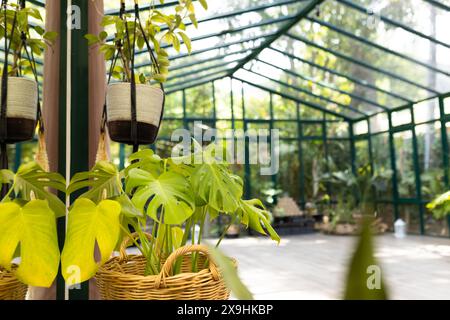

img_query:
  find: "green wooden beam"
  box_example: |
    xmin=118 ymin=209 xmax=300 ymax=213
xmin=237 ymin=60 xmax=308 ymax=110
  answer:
xmin=287 ymin=33 xmax=440 ymax=94
xmin=68 ymin=0 xmax=90 ymax=300
xmin=228 ymin=0 xmax=325 ymax=77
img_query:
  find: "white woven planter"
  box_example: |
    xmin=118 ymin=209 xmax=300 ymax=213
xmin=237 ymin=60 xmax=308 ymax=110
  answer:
xmin=106 ymin=83 xmax=164 ymax=126
xmin=0 ymin=77 xmax=38 ymax=120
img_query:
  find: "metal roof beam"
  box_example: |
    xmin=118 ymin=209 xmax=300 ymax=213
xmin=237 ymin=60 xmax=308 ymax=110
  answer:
xmin=159 ymin=48 xmax=250 ymax=73
xmin=243 ymin=67 xmax=368 ymax=117
xmin=234 ymin=76 xmax=353 ymax=120
xmin=166 ymin=74 xmax=228 ymax=94
xmin=269 ymin=46 xmax=413 ymax=103
xmin=167 ymin=59 xmax=241 ymax=82
xmin=337 ymin=0 xmax=450 ymax=49
xmin=422 ymin=0 xmax=450 ymax=11
xmin=228 ymin=0 xmax=325 ymax=77
xmin=306 ymin=16 xmax=450 ymax=77
xmin=255 ymin=58 xmax=388 ymax=111
xmin=167 ymin=67 xmax=234 ymax=86
xmin=287 ymin=33 xmax=440 ymax=94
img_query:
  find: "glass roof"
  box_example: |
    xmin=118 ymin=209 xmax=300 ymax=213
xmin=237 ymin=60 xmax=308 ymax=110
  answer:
xmin=128 ymin=0 xmax=450 ymax=120
xmin=4 ymin=0 xmax=450 ymax=120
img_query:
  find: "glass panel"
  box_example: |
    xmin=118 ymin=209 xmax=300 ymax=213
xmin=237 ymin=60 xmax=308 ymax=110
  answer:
xmin=398 ymin=205 xmax=421 ymax=235
xmin=370 ymin=113 xmax=389 ymax=133
xmin=414 ymin=99 xmax=440 ymax=124
xmin=273 ymin=95 xmax=297 ymax=120
xmin=215 ymin=78 xmax=232 ymax=119
xmin=302 ymin=122 xmax=322 ymax=137
xmin=243 ymin=84 xmax=270 ymax=120
xmin=274 ymin=121 xmax=298 ymax=138
xmin=355 ymin=140 xmax=370 ymax=170
xmin=392 ymin=109 xmax=412 ymax=127
xmin=185 ymin=84 xmax=214 ymax=118
xmin=372 ymin=133 xmax=392 ymax=200
xmin=416 ymin=122 xmax=445 ymax=201
xmin=354 ymin=121 xmax=368 ymax=135
xmin=278 ymin=141 xmax=300 ymax=201
xmin=394 ymin=131 xmax=416 ymax=198
xmin=164 ymin=91 xmax=183 ymax=118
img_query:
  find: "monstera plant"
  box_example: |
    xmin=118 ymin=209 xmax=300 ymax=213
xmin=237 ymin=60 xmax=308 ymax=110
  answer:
xmin=61 ymin=141 xmax=280 ymax=292
xmin=0 ymin=162 xmax=65 ymax=287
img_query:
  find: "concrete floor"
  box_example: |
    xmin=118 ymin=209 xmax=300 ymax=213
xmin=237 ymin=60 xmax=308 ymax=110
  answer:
xmin=215 ymin=233 xmax=450 ymax=300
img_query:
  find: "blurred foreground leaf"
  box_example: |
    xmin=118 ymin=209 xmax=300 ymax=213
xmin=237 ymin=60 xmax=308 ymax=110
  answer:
xmin=344 ymin=217 xmax=388 ymax=300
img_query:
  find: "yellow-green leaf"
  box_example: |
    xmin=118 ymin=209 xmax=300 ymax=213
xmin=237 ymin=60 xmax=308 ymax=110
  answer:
xmin=61 ymin=199 xmax=122 ymax=284
xmin=0 ymin=200 xmax=60 ymax=287
xmin=178 ymin=31 xmax=192 ymax=54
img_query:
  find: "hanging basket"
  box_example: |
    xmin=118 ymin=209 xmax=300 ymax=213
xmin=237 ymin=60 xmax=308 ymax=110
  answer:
xmin=0 ymin=77 xmax=38 ymax=143
xmin=96 ymin=235 xmax=233 ymax=300
xmin=106 ymin=83 xmax=164 ymax=145
xmin=0 ymin=266 xmax=28 ymax=300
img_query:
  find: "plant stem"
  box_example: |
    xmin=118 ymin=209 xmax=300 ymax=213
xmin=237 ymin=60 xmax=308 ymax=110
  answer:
xmin=216 ymin=215 xmax=236 ymax=248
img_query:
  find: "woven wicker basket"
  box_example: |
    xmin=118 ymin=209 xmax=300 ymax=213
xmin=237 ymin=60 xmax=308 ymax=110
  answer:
xmin=96 ymin=235 xmax=232 ymax=300
xmin=0 ymin=267 xmax=28 ymax=300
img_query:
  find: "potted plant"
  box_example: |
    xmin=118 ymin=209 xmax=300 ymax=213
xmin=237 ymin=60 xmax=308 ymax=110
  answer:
xmin=85 ymin=0 xmax=206 ymax=145
xmin=0 ymin=161 xmax=65 ymax=300
xmin=0 ymin=1 xmax=57 ymax=143
xmin=61 ymin=141 xmax=279 ymax=300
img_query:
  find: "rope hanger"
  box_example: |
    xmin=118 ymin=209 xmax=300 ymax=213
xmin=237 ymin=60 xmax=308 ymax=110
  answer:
xmin=0 ymin=0 xmax=43 ymax=197
xmin=101 ymin=0 xmax=166 ymax=153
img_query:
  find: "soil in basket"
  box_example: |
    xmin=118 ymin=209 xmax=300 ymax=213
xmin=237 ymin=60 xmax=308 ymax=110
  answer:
xmin=4 ymin=117 xmax=36 ymax=143
xmin=108 ymin=120 xmax=159 ymax=145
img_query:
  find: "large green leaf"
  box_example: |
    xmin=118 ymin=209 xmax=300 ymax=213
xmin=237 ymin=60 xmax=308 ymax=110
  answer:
xmin=67 ymin=161 xmax=123 ymax=203
xmin=127 ymin=168 xmax=195 ymax=225
xmin=191 ymin=160 xmax=243 ymax=212
xmin=0 ymin=200 xmax=60 ymax=287
xmin=237 ymin=199 xmax=280 ymax=243
xmin=61 ymin=198 xmax=122 ymax=284
xmin=9 ymin=162 xmax=66 ymax=218
xmin=208 ymin=246 xmax=253 ymax=300
xmin=344 ymin=218 xmax=388 ymax=300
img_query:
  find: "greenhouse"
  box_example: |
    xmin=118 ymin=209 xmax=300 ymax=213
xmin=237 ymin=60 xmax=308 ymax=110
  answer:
xmin=0 ymin=0 xmax=449 ymax=302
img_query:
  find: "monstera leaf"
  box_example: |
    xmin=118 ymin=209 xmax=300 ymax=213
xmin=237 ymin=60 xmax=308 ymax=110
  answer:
xmin=0 ymin=200 xmax=60 ymax=287
xmin=127 ymin=168 xmax=195 ymax=225
xmin=67 ymin=161 xmax=123 ymax=203
xmin=237 ymin=199 xmax=280 ymax=243
xmin=191 ymin=159 xmax=243 ymax=212
xmin=2 ymin=162 xmax=66 ymax=217
xmin=61 ymin=199 xmax=122 ymax=284
xmin=124 ymin=149 xmax=162 ymax=175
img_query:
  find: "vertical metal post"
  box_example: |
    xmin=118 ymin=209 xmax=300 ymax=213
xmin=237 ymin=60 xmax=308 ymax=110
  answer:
xmin=119 ymin=144 xmax=125 ymax=170
xmin=67 ymin=0 xmax=90 ymax=300
xmin=348 ymin=120 xmax=357 ymax=176
xmin=410 ymin=106 xmax=425 ymax=235
xmin=438 ymin=96 xmax=450 ymax=236
xmin=388 ymin=111 xmax=400 ymax=220
xmin=212 ymin=81 xmax=217 ymax=128
xmin=322 ymin=113 xmax=330 ymax=195
xmin=269 ymin=93 xmax=277 ymax=193
xmin=230 ymin=77 xmax=235 ymax=130
xmin=367 ymin=118 xmax=375 ymax=175
xmin=14 ymin=143 xmax=21 ymax=171
xmin=242 ymin=83 xmax=251 ymax=199
xmin=297 ymin=103 xmax=306 ymax=209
